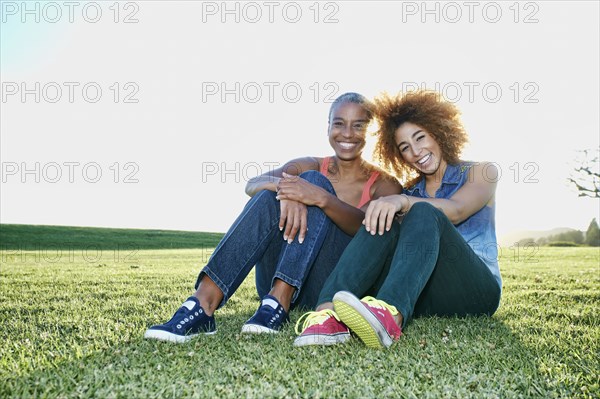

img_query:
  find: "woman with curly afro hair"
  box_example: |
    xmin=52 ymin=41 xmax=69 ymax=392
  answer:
xmin=294 ymin=90 xmax=502 ymax=349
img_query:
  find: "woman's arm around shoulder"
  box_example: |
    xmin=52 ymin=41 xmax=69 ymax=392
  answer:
xmin=363 ymin=162 xmax=497 ymax=235
xmin=408 ymin=161 xmax=498 ymax=224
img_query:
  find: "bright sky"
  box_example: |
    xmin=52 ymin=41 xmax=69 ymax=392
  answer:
xmin=1 ymin=1 xmax=599 ymax=240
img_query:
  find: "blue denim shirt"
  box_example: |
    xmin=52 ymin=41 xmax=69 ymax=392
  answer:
xmin=404 ymin=162 xmax=502 ymax=288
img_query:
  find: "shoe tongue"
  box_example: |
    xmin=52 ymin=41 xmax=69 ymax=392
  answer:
xmin=262 ymin=297 xmax=279 ymax=310
xmin=181 ymin=299 xmax=197 ymax=311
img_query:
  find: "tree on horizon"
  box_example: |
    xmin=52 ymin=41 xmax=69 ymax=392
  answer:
xmin=585 ymin=218 xmax=600 ymax=247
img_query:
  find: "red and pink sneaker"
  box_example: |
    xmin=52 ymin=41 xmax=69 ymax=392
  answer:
xmin=333 ymin=291 xmax=402 ymax=349
xmin=293 ymin=309 xmax=351 ymax=347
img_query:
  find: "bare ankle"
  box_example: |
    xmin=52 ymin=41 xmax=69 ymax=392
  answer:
xmin=316 ymin=302 xmax=334 ymax=312
xmin=268 ymin=279 xmax=295 ymax=312
xmin=194 ymin=294 xmax=218 ymax=316
xmin=194 ymin=275 xmax=224 ymax=316
xmin=394 ymin=313 xmax=404 ymax=328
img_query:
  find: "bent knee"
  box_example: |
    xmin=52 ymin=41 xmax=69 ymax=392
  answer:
xmin=253 ymin=189 xmax=278 ymax=204
xmin=407 ymin=201 xmax=443 ymax=219
xmin=299 ymin=170 xmax=334 ymax=191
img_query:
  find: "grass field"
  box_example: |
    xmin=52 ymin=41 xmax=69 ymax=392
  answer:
xmin=1 ymin=224 xmax=598 ymax=398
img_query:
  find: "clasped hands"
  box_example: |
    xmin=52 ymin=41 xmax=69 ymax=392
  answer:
xmin=275 ymin=172 xmax=327 ymax=245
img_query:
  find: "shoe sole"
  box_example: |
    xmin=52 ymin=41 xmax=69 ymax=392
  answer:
xmin=240 ymin=324 xmax=279 ymax=334
xmin=333 ymin=291 xmax=393 ymax=349
xmin=293 ymin=332 xmax=351 ymax=347
xmin=144 ymin=329 xmax=217 ymax=344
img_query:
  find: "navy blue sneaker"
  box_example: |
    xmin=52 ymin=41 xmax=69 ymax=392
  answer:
xmin=241 ymin=295 xmax=289 ymax=334
xmin=144 ymin=296 xmax=216 ymax=343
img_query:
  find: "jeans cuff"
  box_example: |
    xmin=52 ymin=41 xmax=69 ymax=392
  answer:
xmin=377 ymin=294 xmax=410 ymax=329
xmin=316 ymin=296 xmax=334 ymax=307
xmin=198 ymin=267 xmax=229 ymax=309
xmin=395 ymin=305 xmax=410 ymax=329
xmin=273 ymin=272 xmax=302 ymax=303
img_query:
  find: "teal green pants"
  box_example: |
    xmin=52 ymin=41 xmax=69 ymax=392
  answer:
xmin=317 ymin=202 xmax=501 ymax=327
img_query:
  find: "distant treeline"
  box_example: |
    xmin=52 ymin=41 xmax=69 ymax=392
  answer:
xmin=517 ymin=218 xmax=600 ymax=247
xmin=0 ymin=224 xmax=225 ymax=250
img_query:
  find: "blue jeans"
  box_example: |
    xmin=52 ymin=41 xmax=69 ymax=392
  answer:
xmin=196 ymin=171 xmax=353 ymax=310
xmin=318 ymin=202 xmax=501 ymax=327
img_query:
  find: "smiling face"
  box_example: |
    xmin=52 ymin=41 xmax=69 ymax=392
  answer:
xmin=394 ymin=122 xmax=446 ymax=176
xmin=328 ymin=102 xmax=369 ymax=161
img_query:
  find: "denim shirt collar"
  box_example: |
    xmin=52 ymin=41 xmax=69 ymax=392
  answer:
xmin=409 ymin=163 xmax=467 ymax=198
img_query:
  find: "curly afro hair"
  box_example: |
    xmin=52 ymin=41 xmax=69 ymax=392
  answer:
xmin=373 ymin=90 xmax=469 ymax=186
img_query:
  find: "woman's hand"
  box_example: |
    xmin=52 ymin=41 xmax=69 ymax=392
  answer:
xmin=363 ymin=194 xmax=407 ymax=235
xmin=279 ymin=199 xmax=308 ymax=244
xmin=275 ymin=172 xmax=328 ymax=207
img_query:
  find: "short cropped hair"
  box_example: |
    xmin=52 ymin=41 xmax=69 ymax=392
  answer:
xmin=328 ymin=92 xmax=375 ymax=123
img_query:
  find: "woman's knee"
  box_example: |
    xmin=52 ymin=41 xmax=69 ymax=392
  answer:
xmin=242 ymin=189 xmax=279 ymax=215
xmin=253 ymin=188 xmax=278 ymax=204
xmin=406 ymin=201 xmax=443 ymax=221
xmin=299 ymin=170 xmax=335 ymax=193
